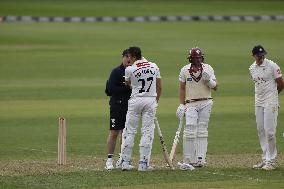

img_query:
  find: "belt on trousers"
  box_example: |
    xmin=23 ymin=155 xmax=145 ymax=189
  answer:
xmin=185 ymin=98 xmax=213 ymax=103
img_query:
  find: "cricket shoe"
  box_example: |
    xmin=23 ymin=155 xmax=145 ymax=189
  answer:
xmin=262 ymin=161 xmax=275 ymax=171
xmin=138 ymin=160 xmax=153 ymax=171
xmin=121 ymin=161 xmax=134 ymax=171
xmin=253 ymin=161 xmax=265 ymax=169
xmin=117 ymin=160 xmax=134 ymax=169
xmin=178 ymin=162 xmax=195 ymax=171
xmin=194 ymin=157 xmax=206 ymax=167
xmin=105 ymin=159 xmax=114 ymax=170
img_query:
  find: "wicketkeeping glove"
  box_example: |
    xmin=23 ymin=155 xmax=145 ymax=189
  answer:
xmin=176 ymin=104 xmax=186 ymax=119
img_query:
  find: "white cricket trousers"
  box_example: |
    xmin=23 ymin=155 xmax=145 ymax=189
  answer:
xmin=120 ymin=97 xmax=157 ymax=164
xmin=183 ymin=100 xmax=213 ymax=164
xmin=255 ymin=105 xmax=278 ymax=162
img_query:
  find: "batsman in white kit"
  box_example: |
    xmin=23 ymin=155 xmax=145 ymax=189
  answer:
xmin=176 ymin=47 xmax=218 ymax=170
xmin=120 ymin=47 xmax=162 ymax=171
xmin=249 ymin=45 xmax=284 ymax=170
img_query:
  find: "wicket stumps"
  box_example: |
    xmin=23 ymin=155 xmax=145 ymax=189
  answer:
xmin=58 ymin=117 xmax=67 ymax=165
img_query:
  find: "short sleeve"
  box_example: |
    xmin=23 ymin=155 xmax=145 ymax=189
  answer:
xmin=179 ymin=68 xmax=186 ymax=82
xmin=249 ymin=65 xmax=252 ymax=76
xmin=125 ymin=67 xmax=131 ymax=81
xmin=153 ymin=63 xmax=161 ymax=78
xmin=156 ymin=67 xmax=161 ymax=78
xmin=206 ymin=64 xmax=216 ymax=80
xmin=272 ymin=63 xmax=282 ymax=79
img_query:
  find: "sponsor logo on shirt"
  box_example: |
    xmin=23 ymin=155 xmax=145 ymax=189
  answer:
xmin=111 ymin=118 xmax=116 ymax=127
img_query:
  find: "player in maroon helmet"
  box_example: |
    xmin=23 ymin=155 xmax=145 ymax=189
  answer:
xmin=176 ymin=47 xmax=218 ymax=170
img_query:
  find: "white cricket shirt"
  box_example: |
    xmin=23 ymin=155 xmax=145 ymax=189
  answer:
xmin=179 ymin=63 xmax=216 ymax=100
xmin=249 ymin=58 xmax=282 ymax=106
xmin=125 ymin=57 xmax=161 ymax=98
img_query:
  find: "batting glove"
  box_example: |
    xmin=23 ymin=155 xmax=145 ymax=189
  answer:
xmin=176 ymin=104 xmax=186 ymax=119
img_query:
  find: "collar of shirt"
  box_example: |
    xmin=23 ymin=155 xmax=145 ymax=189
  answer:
xmin=133 ymin=57 xmax=148 ymax=65
xmin=119 ymin=63 xmax=126 ymax=70
xmin=254 ymin=58 xmax=268 ymax=67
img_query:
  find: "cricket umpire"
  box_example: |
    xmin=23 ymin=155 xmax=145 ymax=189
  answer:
xmin=105 ymin=49 xmax=132 ymax=170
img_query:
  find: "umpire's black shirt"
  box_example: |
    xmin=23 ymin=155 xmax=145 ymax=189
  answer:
xmin=108 ymin=64 xmax=131 ymax=106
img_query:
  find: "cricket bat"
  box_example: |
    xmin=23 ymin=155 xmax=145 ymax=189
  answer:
xmin=169 ymin=117 xmax=183 ymax=162
xmin=154 ymin=117 xmax=174 ymax=169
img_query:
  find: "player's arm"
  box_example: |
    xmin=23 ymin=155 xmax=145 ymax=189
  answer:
xmin=156 ymin=78 xmax=162 ymax=103
xmin=211 ymin=79 xmax=218 ymax=91
xmin=276 ymin=77 xmax=284 ymax=94
xmin=248 ymin=67 xmax=253 ymax=81
xmin=202 ymin=67 xmax=218 ymax=91
xmin=204 ymin=73 xmax=218 ymax=91
xmin=109 ymin=70 xmax=130 ymax=95
xmin=272 ymin=64 xmax=284 ymax=94
xmin=125 ymin=80 xmax=131 ymax=87
xmin=176 ymin=72 xmax=186 ymax=119
xmin=124 ymin=67 xmax=132 ymax=88
xmin=155 ymin=66 xmax=162 ymax=103
xmin=179 ymin=81 xmax=186 ymax=105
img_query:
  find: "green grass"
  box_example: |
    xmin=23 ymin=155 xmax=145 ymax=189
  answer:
xmin=1 ymin=0 xmax=284 ymax=16
xmin=1 ymin=1 xmax=284 ymax=188
xmin=1 ymin=168 xmax=284 ymax=189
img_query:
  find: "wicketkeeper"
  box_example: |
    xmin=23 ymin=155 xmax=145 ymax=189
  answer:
xmin=176 ymin=47 xmax=218 ymax=170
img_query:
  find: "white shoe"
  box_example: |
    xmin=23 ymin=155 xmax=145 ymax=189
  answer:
xmin=178 ymin=162 xmax=195 ymax=171
xmin=105 ymin=159 xmax=114 ymax=170
xmin=262 ymin=161 xmax=275 ymax=171
xmin=194 ymin=157 xmax=206 ymax=167
xmin=138 ymin=160 xmax=147 ymax=171
xmin=194 ymin=162 xmax=205 ymax=167
xmin=121 ymin=161 xmax=134 ymax=171
xmin=117 ymin=159 xmax=134 ymax=169
xmin=253 ymin=161 xmax=265 ymax=169
xmin=138 ymin=160 xmax=153 ymax=171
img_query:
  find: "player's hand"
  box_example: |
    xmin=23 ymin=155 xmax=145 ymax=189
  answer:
xmin=202 ymin=71 xmax=210 ymax=82
xmin=176 ymin=104 xmax=186 ymax=119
